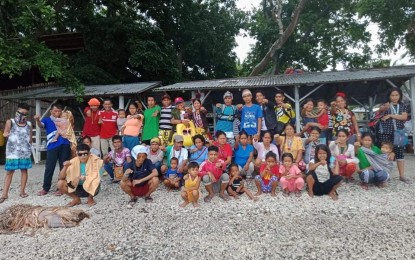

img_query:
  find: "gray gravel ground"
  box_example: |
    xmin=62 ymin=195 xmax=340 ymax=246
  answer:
xmin=0 ymin=155 xmax=415 ymax=260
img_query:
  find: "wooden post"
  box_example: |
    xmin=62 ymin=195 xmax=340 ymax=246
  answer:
xmin=35 ymin=100 xmax=41 ymax=164
xmin=294 ymin=85 xmax=301 ymax=133
xmin=119 ymin=95 xmax=125 ymax=110
xmin=410 ymin=77 xmax=415 ymax=155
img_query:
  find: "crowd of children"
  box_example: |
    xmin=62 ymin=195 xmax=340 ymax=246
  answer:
xmin=0 ymin=87 xmax=410 ymax=208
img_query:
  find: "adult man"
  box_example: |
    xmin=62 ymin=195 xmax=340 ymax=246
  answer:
xmin=215 ymin=91 xmax=239 ymax=146
xmin=141 ymin=95 xmax=161 ymax=145
xmin=256 ymin=90 xmax=278 ymax=137
xmin=158 ymin=94 xmax=174 ymax=146
xmin=81 ymin=98 xmax=101 ymax=152
xmin=160 ymin=135 xmax=188 ymax=176
xmin=121 ymin=145 xmax=159 ymax=208
xmin=240 ymin=89 xmax=263 ymax=141
xmin=274 ymin=90 xmax=295 ymax=134
xmin=103 ymin=135 xmax=132 ymax=183
xmin=57 ymin=144 xmax=103 ymax=207
xmin=98 ymin=99 xmax=118 ymax=156
xmin=35 ymin=103 xmax=71 ymax=196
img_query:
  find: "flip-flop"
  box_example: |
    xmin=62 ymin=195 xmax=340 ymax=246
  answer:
xmin=19 ymin=193 xmax=29 ymax=198
xmin=0 ymin=198 xmax=7 ymax=204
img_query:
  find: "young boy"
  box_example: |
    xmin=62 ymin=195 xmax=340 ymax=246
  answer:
xmin=82 ymin=136 xmax=101 ymax=157
xmin=240 ymin=89 xmax=263 ymax=141
xmin=103 ymin=135 xmax=132 ymax=183
xmin=117 ymin=109 xmax=127 ymax=135
xmin=163 ymin=157 xmax=183 ymax=189
xmin=181 ymin=162 xmax=201 ymax=207
xmin=380 ymin=141 xmax=394 ymax=175
xmin=199 ymin=146 xmax=229 ymax=202
xmin=98 ymin=99 xmax=118 ymax=156
xmin=227 ymin=163 xmax=258 ymax=201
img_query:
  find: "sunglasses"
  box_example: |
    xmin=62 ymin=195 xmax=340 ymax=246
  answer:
xmin=17 ymin=111 xmax=29 ymax=116
xmin=77 ymin=152 xmax=89 ymax=157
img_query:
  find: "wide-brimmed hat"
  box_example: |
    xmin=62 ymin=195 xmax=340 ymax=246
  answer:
xmin=131 ymin=145 xmax=148 ymax=159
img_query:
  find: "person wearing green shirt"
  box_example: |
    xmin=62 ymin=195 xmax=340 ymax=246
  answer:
xmin=141 ymin=96 xmax=161 ymax=145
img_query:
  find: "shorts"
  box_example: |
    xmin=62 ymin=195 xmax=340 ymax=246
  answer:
xmin=131 ymin=182 xmax=150 ymax=197
xmin=254 ymin=175 xmax=278 ymax=193
xmin=74 ymin=185 xmax=100 ymax=198
xmin=5 ymin=158 xmax=32 ymax=171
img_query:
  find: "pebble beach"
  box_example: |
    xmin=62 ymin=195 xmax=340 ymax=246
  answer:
xmin=1 ymin=156 xmax=415 ymax=260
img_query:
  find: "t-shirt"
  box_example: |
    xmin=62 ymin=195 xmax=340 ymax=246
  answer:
xmin=165 ymin=146 xmax=188 ymax=168
xmin=215 ymin=105 xmax=237 ymax=133
xmin=165 ymin=168 xmax=183 ymax=179
xmin=279 ymin=164 xmax=302 ymax=177
xmin=198 ymin=159 xmax=226 ymax=180
xmin=42 ymin=117 xmax=70 ymax=150
xmin=213 ymin=141 xmax=232 ymax=163
xmin=356 ymin=145 xmax=381 ymax=170
xmin=259 ymin=163 xmax=280 ymax=185
xmin=277 ymin=136 xmax=304 ymax=160
xmin=189 ymin=145 xmax=208 ymax=165
xmin=142 ymin=105 xmax=161 ymax=141
xmin=234 ymin=144 xmax=254 ymax=167
xmin=108 ymin=148 xmax=131 ymax=166
xmin=98 ymin=109 xmax=118 ymax=138
xmin=148 ymin=149 xmax=164 ymax=164
xmin=131 ymin=158 xmax=155 ymax=180
xmin=309 ymin=159 xmax=330 ymax=182
xmin=159 ymin=105 xmax=173 ymax=130
xmin=240 ymin=104 xmax=263 ymax=136
xmin=123 ymin=115 xmax=142 ymax=136
xmin=82 ymin=107 xmax=100 ymax=137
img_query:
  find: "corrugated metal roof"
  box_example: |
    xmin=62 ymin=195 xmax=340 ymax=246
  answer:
xmin=0 ymin=82 xmax=161 ymax=100
xmin=153 ymin=66 xmax=415 ymax=91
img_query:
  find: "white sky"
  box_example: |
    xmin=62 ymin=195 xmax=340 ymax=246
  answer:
xmin=234 ymin=0 xmax=414 ymax=66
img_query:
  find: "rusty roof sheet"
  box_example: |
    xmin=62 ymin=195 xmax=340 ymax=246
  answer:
xmin=153 ymin=66 xmax=415 ymax=91
xmin=0 ymin=82 xmax=161 ymax=100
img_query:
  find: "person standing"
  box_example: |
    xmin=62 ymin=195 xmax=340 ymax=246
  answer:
xmin=240 ymin=89 xmax=262 ymax=141
xmin=0 ymin=103 xmax=32 ymax=203
xmin=81 ymin=98 xmax=101 ymax=152
xmin=98 ymin=99 xmax=118 ymax=156
xmin=141 ymin=95 xmax=161 ymax=145
xmin=256 ymin=90 xmax=278 ymax=137
xmin=215 ymin=91 xmax=239 ymax=147
xmin=158 ymin=94 xmax=174 ymax=146
xmin=377 ymin=87 xmax=409 ymax=183
xmin=35 ymin=103 xmax=71 ymax=196
xmin=274 ymin=90 xmax=295 ymax=134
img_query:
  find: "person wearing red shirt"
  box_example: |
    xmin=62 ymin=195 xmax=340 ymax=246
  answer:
xmin=198 ymin=146 xmax=229 ymax=203
xmin=81 ymin=98 xmax=101 ymax=152
xmin=255 ymin=151 xmax=280 ymax=197
xmin=98 ymin=99 xmax=118 ymax=156
xmin=210 ymin=131 xmax=232 ymax=166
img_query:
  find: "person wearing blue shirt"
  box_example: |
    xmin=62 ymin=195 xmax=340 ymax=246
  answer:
xmin=240 ymin=89 xmax=263 ymax=140
xmin=234 ymin=131 xmax=255 ymax=178
xmin=35 ymin=103 xmax=71 ymax=196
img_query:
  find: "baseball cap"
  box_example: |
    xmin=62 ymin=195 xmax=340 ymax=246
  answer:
xmin=223 ymin=91 xmax=233 ymax=99
xmin=131 ymin=145 xmax=148 ymax=159
xmin=174 ymin=97 xmax=184 ymax=105
xmin=173 ymin=135 xmax=184 ymax=143
xmin=88 ymin=98 xmax=100 ymax=106
xmin=161 ymin=94 xmax=171 ymax=100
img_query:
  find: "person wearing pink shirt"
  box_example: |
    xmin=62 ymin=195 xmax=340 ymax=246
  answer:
xmin=279 ymin=153 xmax=304 ymax=197
xmin=198 ymin=146 xmax=229 ymax=202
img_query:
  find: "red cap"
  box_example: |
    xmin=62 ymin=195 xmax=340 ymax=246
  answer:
xmin=174 ymin=97 xmax=184 ymax=104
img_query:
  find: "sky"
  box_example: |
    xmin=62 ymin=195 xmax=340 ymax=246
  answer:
xmin=234 ymin=0 xmax=414 ymax=67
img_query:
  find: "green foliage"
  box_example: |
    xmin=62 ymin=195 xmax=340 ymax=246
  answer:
xmin=358 ymin=0 xmax=415 ymax=57
xmin=242 ymin=0 xmax=373 ymax=75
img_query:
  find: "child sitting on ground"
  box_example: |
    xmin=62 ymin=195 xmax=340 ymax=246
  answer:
xmin=180 ymin=162 xmax=201 ymax=207
xmin=279 ymin=153 xmax=304 ymax=197
xmin=163 ymin=157 xmax=183 ymax=190
xmin=254 ymin=151 xmax=279 ymax=197
xmin=227 ymin=163 xmax=258 ymax=200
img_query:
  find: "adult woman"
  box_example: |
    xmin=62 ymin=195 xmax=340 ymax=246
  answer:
xmin=377 ymin=87 xmax=409 ymax=182
xmin=188 ymin=134 xmax=208 ymax=165
xmin=330 ymin=92 xmax=360 ymax=143
xmin=253 ymin=131 xmax=279 ymax=169
xmin=122 ymin=102 xmax=143 ymax=151
xmin=211 ymin=131 xmax=232 ymax=166
xmin=355 ymin=132 xmax=391 ymax=189
xmin=274 ymin=124 xmax=305 ymax=171
xmin=306 ymin=144 xmax=343 ymax=200
xmin=189 ymin=99 xmax=211 ymax=140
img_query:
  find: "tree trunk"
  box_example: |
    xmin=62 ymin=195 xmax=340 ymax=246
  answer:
xmin=250 ymin=0 xmax=308 ymax=76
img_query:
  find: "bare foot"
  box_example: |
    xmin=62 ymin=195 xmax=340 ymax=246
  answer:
xmin=271 ymin=192 xmax=277 ymax=197
xmin=308 ymin=191 xmax=314 ymax=198
xmin=67 ymin=198 xmax=81 ymax=207
xmin=233 ymin=195 xmax=240 ymax=200
xmin=219 ymin=193 xmax=230 ymax=201
xmin=180 ymin=201 xmax=189 ymax=207
xmin=377 ymin=182 xmax=387 ymax=188
xmin=329 ymin=192 xmax=338 ymax=201
xmin=360 ymin=183 xmax=369 ymax=190
xmin=252 ymin=196 xmax=259 ymax=201
xmin=254 ymin=191 xmax=262 ymax=196
xmin=87 ymin=198 xmax=96 ymax=207
xmin=192 ymin=202 xmax=200 ymax=207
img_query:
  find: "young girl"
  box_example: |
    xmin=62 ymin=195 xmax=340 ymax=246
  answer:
xmin=329 ymin=129 xmax=359 ymax=181
xmin=227 ymin=163 xmax=258 ymax=200
xmin=1 ymin=103 xmax=32 ymax=203
xmin=254 ymin=151 xmax=279 ymax=197
xmin=306 ymin=144 xmax=343 ymax=200
xmin=117 ymin=109 xmax=127 ymax=135
xmin=82 ymin=136 xmax=101 ymax=157
xmin=180 ymin=162 xmax=201 ymax=207
xmin=253 ymin=131 xmax=279 ymax=171
xmin=234 ymin=130 xmax=255 ymax=178
xmin=122 ymin=103 xmax=143 ymax=151
xmin=279 ymin=153 xmax=304 ymax=197
xmin=304 ymin=127 xmax=325 ymax=165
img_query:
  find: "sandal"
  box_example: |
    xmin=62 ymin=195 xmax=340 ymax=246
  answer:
xmin=127 ymin=197 xmax=137 ymax=209
xmin=203 ymin=195 xmax=213 ymax=203
xmin=0 ymin=197 xmax=7 ymax=204
xmin=295 ymin=191 xmax=302 ymax=197
xmin=19 ymin=193 xmax=29 ymax=198
xmin=144 ymin=196 xmax=153 ymax=203
xmin=37 ymin=189 xmax=48 ymax=196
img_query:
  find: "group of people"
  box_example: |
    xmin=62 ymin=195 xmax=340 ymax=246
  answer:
xmin=0 ymin=87 xmax=410 ymax=208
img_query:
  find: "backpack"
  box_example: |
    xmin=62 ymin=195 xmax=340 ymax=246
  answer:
xmin=216 ymin=104 xmax=239 ymax=122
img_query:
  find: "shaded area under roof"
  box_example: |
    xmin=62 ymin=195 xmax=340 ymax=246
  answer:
xmin=0 ymin=82 xmax=162 ymax=100
xmin=153 ymin=66 xmax=415 ymax=91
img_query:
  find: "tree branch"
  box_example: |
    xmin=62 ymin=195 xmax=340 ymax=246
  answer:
xmin=250 ymin=0 xmax=308 ymax=76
